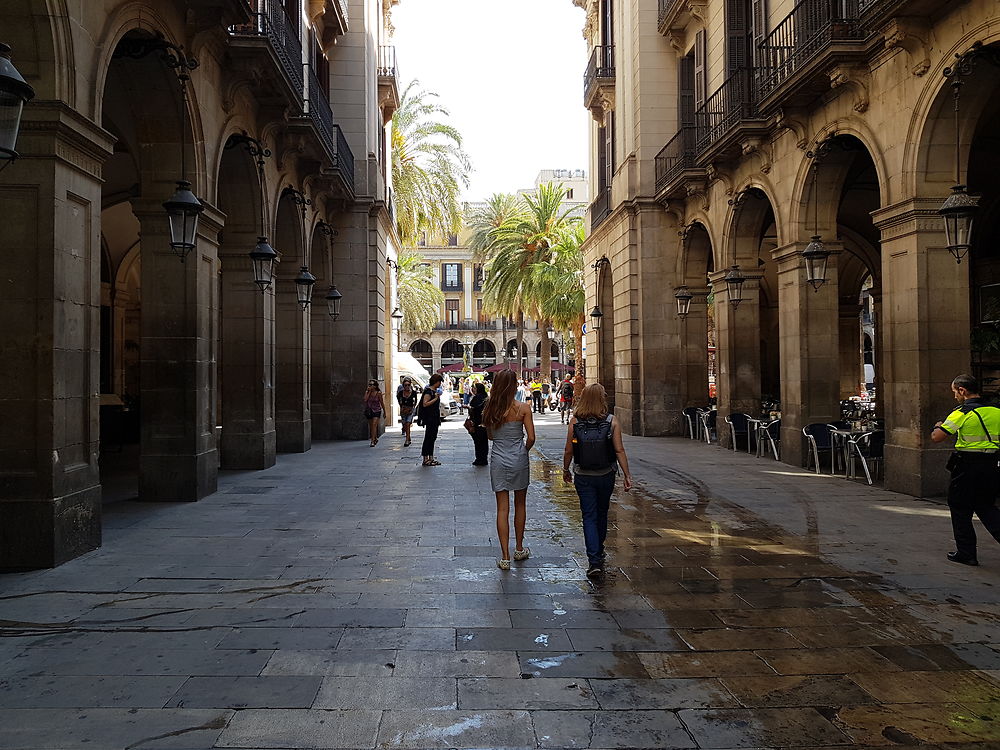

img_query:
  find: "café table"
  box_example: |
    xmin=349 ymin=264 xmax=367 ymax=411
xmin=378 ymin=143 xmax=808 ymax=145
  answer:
xmin=829 ymin=426 xmax=871 ymax=476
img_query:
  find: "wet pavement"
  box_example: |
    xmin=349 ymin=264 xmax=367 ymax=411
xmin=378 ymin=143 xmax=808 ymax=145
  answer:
xmin=3 ymin=412 xmax=1000 ymax=749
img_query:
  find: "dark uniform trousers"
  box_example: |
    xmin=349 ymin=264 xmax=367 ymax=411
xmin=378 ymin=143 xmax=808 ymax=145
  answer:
xmin=947 ymin=451 xmax=1000 ymax=558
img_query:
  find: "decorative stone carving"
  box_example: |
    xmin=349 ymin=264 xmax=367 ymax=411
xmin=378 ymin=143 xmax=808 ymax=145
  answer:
xmin=588 ymin=91 xmax=614 ymax=125
xmin=740 ymin=137 xmax=772 ymax=174
xmin=665 ymin=29 xmax=685 ymax=52
xmin=882 ymin=17 xmax=931 ymax=76
xmin=829 ymin=65 xmax=870 ymax=113
xmin=773 ymin=108 xmax=809 ymax=150
xmin=685 ymin=180 xmax=710 ymax=211
xmin=687 ymin=1 xmax=708 ymax=23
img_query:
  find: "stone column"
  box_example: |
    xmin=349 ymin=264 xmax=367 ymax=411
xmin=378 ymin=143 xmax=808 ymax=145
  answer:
xmin=874 ymin=200 xmax=966 ymax=498
xmin=133 ymin=201 xmax=221 ymax=500
xmin=218 ymin=233 xmax=276 ymax=469
xmin=774 ymin=243 xmax=841 ymax=466
xmin=713 ymin=271 xmax=763 ymax=448
xmin=274 ymin=276 xmax=311 ymax=453
xmin=839 ymin=302 xmax=862 ymax=399
xmin=311 ymin=302 xmax=336 ymax=440
xmin=0 ymin=106 xmax=112 ymax=569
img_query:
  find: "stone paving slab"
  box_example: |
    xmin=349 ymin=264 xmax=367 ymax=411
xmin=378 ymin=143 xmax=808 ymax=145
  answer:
xmin=6 ymin=418 xmax=1000 ymax=747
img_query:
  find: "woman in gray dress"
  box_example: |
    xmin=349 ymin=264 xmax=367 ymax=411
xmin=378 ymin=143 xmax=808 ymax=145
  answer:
xmin=481 ymin=369 xmax=536 ymax=570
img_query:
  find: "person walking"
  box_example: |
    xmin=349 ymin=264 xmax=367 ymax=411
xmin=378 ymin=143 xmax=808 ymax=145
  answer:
xmin=530 ymin=378 xmax=544 ymax=414
xmin=482 ymin=369 xmax=535 ymax=570
xmin=469 ymin=381 xmax=489 ymax=466
xmin=562 ymin=383 xmax=633 ymax=578
xmin=420 ymin=373 xmax=444 ymax=466
xmin=931 ymin=374 xmax=1000 ymax=565
xmin=396 ymin=377 xmax=418 ymax=447
xmin=363 ymin=380 xmax=386 ymax=447
xmin=559 ymin=376 xmax=575 ymax=423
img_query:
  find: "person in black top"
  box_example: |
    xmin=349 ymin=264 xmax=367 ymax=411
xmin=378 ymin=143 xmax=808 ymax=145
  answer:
xmin=421 ymin=373 xmax=443 ymax=466
xmin=469 ymin=382 xmax=489 ymax=466
xmin=396 ymin=378 xmax=418 ymax=447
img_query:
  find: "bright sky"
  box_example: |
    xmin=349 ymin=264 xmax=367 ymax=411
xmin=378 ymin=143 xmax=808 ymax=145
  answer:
xmin=392 ymin=0 xmax=589 ymax=202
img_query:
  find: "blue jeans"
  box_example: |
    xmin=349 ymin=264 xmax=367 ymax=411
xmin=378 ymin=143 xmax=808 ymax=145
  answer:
xmin=574 ymin=471 xmax=615 ymax=565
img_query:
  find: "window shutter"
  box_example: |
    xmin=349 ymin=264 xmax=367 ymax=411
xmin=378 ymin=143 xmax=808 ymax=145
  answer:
xmin=679 ymin=54 xmax=696 ymax=125
xmin=751 ymin=0 xmax=766 ymax=65
xmin=456 ymin=263 xmax=463 ymax=291
xmin=726 ymin=0 xmax=749 ymax=75
xmin=694 ymin=30 xmax=707 ymax=111
xmin=597 ymin=125 xmax=609 ymax=190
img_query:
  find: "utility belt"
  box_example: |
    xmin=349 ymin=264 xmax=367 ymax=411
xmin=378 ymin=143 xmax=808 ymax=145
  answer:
xmin=947 ymin=450 xmax=1000 ymax=473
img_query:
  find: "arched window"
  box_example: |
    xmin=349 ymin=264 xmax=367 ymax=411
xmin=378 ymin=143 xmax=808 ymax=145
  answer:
xmin=441 ymin=339 xmax=463 ymax=365
xmin=409 ymin=339 xmax=432 ymax=372
xmin=473 ymin=339 xmax=497 ymax=366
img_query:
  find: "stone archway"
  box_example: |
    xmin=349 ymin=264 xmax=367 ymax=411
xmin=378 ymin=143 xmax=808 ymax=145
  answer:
xmin=473 ymin=339 xmax=497 ymax=367
xmin=409 ymin=339 xmax=433 ymax=372
xmin=596 ymin=262 xmax=616 ymax=408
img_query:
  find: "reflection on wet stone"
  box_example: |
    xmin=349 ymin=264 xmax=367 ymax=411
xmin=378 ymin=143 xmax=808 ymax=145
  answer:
xmin=6 ymin=421 xmax=1000 ymax=748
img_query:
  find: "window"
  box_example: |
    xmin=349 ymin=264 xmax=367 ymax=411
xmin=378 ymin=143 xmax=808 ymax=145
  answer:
xmin=473 ymin=263 xmax=484 ymax=291
xmin=477 ymin=298 xmax=488 ymax=325
xmin=445 ymin=299 xmax=460 ymax=328
xmin=418 ymin=231 xmax=427 ymax=247
xmin=566 ymin=188 xmax=574 ymax=199
xmin=447 ymin=233 xmax=459 ymax=246
xmin=680 ymin=53 xmax=695 ymax=125
xmin=694 ymin=30 xmax=707 ymax=110
xmin=441 ymin=263 xmax=462 ymax=291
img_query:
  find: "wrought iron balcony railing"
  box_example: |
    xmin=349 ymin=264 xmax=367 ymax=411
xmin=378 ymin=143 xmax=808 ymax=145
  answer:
xmin=334 ymin=124 xmax=355 ymax=196
xmin=654 ymin=125 xmax=698 ymax=193
xmin=228 ymin=0 xmax=304 ymax=102
xmin=755 ymin=0 xmax=864 ymax=101
xmin=695 ymin=68 xmax=760 ymax=153
xmin=433 ymin=321 xmax=500 ymax=331
xmin=658 ymin=0 xmax=684 ymax=28
xmin=304 ymin=64 xmax=354 ymax=195
xmin=590 ymin=186 xmax=612 ymax=230
xmin=584 ymin=45 xmax=615 ymax=102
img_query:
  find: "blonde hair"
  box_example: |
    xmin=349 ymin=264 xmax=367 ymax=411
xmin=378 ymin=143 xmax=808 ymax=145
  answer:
xmin=574 ymin=383 xmax=609 ymax=421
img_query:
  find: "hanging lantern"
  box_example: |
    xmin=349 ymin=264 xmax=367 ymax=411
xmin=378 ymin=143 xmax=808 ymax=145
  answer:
xmin=801 ymin=236 xmax=831 ymax=291
xmin=589 ymin=305 xmax=604 ymax=330
xmin=325 ymin=284 xmax=343 ymax=319
xmin=938 ymin=185 xmax=979 ymax=263
xmin=249 ymin=237 xmax=278 ymax=292
xmin=724 ymin=265 xmax=746 ymax=308
xmin=162 ymin=180 xmax=204 ymax=262
xmin=0 ymin=44 xmax=35 ymax=164
xmin=294 ymin=266 xmax=316 ymax=310
xmin=674 ymin=286 xmax=693 ymax=318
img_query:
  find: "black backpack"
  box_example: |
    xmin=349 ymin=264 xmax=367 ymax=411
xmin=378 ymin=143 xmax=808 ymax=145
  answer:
xmin=562 ymin=382 xmax=574 ymax=399
xmin=415 ymin=388 xmax=429 ymax=426
xmin=573 ymin=415 xmax=615 ymax=470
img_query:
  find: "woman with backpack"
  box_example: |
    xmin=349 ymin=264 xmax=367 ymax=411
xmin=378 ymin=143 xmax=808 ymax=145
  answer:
xmin=419 ymin=373 xmax=444 ymax=466
xmin=482 ymin=369 xmax=535 ymax=570
xmin=396 ymin=377 xmax=417 ymax=447
xmin=562 ymin=383 xmax=633 ymax=578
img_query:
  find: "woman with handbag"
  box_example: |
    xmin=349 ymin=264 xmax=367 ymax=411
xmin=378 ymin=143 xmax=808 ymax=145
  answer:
xmin=468 ymin=381 xmax=489 ymax=466
xmin=363 ymin=380 xmax=386 ymax=447
xmin=396 ymin=378 xmax=417 ymax=447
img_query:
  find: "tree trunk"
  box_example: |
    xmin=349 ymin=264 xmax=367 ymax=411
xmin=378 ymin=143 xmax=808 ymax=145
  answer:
xmin=516 ymin=312 xmax=525 ymax=378
xmin=540 ymin=320 xmax=552 ymax=385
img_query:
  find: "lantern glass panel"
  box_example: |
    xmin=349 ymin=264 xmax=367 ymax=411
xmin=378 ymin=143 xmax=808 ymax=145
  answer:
xmin=326 ymin=286 xmax=343 ymax=318
xmin=0 ymin=91 xmax=24 ymax=156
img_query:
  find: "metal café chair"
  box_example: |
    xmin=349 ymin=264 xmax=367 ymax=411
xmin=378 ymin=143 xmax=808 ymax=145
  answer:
xmin=847 ymin=430 xmax=885 ymax=485
xmin=699 ymin=409 xmax=716 ymax=444
xmin=724 ymin=412 xmax=751 ymax=452
xmin=682 ymin=406 xmax=702 ymax=440
xmin=802 ymin=423 xmax=834 ymax=474
xmin=760 ymin=419 xmax=781 ymax=460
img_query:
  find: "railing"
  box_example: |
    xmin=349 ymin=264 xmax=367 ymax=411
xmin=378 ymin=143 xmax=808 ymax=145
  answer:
xmin=433 ymin=321 xmax=498 ymax=331
xmin=334 ymin=124 xmax=355 ymax=195
xmin=695 ymin=68 xmax=758 ymax=152
xmin=228 ymin=0 xmax=304 ymax=100
xmin=654 ymin=125 xmax=698 ymax=193
xmin=378 ymin=45 xmax=399 ymax=79
xmin=658 ymin=0 xmax=683 ymax=26
xmin=584 ymin=45 xmax=615 ymax=97
xmin=756 ymin=0 xmax=864 ymax=100
xmin=590 ymin=186 xmax=612 ymax=230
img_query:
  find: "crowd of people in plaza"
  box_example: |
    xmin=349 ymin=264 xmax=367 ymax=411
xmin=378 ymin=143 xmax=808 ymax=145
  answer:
xmin=360 ymin=367 xmax=631 ymax=576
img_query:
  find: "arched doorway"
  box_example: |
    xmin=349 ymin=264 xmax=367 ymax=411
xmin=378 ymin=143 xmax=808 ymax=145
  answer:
xmin=505 ymin=339 xmax=528 ymax=370
xmin=409 ymin=339 xmax=432 ymax=372
xmin=680 ymin=222 xmax=715 ymax=408
xmin=441 ymin=338 xmax=463 ymax=367
xmin=596 ymin=261 xmax=616 ymax=407
xmin=473 ymin=339 xmax=497 ymax=367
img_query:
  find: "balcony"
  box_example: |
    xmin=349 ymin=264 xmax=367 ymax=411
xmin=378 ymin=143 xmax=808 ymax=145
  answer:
xmin=694 ymin=68 xmax=768 ymax=163
xmin=433 ymin=321 xmax=499 ymax=331
xmin=296 ymin=63 xmax=355 ymax=197
xmin=227 ymin=0 xmax=304 ymax=108
xmin=584 ymin=45 xmax=615 ymax=122
xmin=658 ymin=0 xmax=694 ymax=34
xmin=378 ymin=45 xmax=401 ymax=123
xmin=654 ymin=125 xmax=701 ymax=197
xmin=755 ymin=0 xmax=870 ymax=109
xmin=590 ymin=186 xmax=612 ymax=231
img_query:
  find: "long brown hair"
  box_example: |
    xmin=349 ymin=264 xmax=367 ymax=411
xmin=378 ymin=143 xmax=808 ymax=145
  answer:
xmin=482 ymin=369 xmax=517 ymax=429
xmin=574 ymin=383 xmax=609 ymax=421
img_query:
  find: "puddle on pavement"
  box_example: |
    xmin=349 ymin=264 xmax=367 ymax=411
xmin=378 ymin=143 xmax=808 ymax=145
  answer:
xmin=521 ymin=444 xmax=1000 ymax=744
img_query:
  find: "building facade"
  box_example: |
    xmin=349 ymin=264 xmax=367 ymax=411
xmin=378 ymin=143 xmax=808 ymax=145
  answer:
xmin=0 ymin=0 xmax=403 ymax=569
xmin=400 ymin=171 xmax=588 ymax=374
xmin=579 ymin=0 xmax=1000 ymax=497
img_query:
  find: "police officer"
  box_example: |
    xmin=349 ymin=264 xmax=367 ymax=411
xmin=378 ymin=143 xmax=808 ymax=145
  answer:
xmin=931 ymin=374 xmax=1000 ymax=565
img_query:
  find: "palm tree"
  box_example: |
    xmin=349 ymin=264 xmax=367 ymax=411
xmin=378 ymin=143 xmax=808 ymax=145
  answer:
xmin=391 ymin=81 xmax=471 ymax=245
xmin=480 ymin=183 xmax=582 ymax=378
xmin=467 ymin=193 xmax=525 ymax=262
xmin=531 ymin=222 xmax=586 ymax=375
xmin=396 ymin=251 xmax=444 ymax=334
